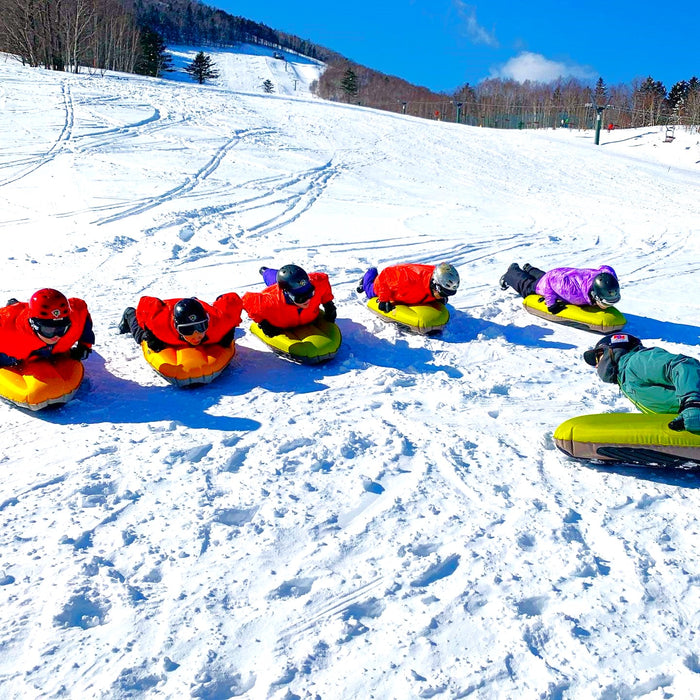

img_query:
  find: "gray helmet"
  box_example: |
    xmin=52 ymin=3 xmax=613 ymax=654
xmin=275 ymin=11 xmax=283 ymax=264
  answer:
xmin=590 ymin=272 xmax=620 ymax=308
xmin=431 ymin=263 xmax=460 ymax=298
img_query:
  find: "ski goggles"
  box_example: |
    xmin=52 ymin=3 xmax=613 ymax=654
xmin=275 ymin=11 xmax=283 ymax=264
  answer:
xmin=286 ymin=286 xmax=315 ymax=305
xmin=433 ymin=282 xmax=457 ymax=298
xmin=176 ymin=319 xmax=209 ymax=336
xmin=592 ymin=290 xmax=620 ymax=307
xmin=29 ymin=317 xmax=71 ymax=338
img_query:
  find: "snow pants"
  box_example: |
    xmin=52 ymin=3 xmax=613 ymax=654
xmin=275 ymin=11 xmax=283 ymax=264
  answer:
xmin=261 ymin=268 xmax=278 ymax=287
xmin=358 ymin=267 xmax=379 ymax=299
xmin=119 ymin=307 xmax=147 ymax=344
xmin=502 ymin=263 xmax=545 ymax=298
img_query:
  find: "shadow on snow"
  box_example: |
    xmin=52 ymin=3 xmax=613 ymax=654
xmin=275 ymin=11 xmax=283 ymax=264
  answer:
xmin=34 ymin=352 xmax=261 ymax=431
xmin=623 ymin=313 xmax=700 ymax=347
xmin=446 ymin=309 xmax=576 ymax=349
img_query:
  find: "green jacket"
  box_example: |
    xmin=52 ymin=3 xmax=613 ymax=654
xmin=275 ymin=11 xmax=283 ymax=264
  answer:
xmin=617 ymin=347 xmax=700 ymax=414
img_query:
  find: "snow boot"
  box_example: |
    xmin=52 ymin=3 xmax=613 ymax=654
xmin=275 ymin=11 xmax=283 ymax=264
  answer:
xmin=118 ymin=307 xmax=136 ymax=334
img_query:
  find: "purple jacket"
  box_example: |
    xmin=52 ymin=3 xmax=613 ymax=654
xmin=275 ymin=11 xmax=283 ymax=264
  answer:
xmin=535 ymin=265 xmax=617 ymax=307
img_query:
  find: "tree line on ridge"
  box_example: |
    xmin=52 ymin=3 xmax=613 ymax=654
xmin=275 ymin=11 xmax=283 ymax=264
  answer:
xmin=0 ymin=0 xmax=697 ymax=129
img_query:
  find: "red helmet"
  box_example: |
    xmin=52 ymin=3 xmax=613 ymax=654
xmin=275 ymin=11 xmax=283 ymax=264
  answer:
xmin=28 ymin=289 xmax=71 ymax=320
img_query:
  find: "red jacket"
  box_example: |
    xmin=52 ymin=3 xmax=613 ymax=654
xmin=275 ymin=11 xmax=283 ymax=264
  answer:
xmin=242 ymin=272 xmax=333 ymax=328
xmin=135 ymin=294 xmax=243 ymax=347
xmin=374 ymin=264 xmax=440 ymax=305
xmin=0 ymin=298 xmax=93 ymax=362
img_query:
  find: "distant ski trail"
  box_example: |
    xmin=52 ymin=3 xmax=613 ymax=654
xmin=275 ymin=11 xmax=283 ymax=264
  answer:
xmin=93 ymin=127 xmax=275 ymax=225
xmin=70 ymin=106 xmax=172 ymax=155
xmin=0 ymin=82 xmax=74 ymax=188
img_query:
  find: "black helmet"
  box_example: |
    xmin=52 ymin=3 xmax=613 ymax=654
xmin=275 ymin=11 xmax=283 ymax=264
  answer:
xmin=583 ymin=333 xmax=642 ymax=366
xmin=173 ymin=298 xmax=209 ymax=336
xmin=277 ymin=264 xmax=315 ymax=304
xmin=590 ymin=273 xmax=620 ymax=308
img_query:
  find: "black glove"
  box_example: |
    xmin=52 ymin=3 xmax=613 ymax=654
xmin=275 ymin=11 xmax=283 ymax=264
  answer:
xmin=322 ymin=301 xmax=337 ymax=323
xmin=259 ymin=320 xmax=282 ymax=337
xmin=547 ymin=300 xmax=567 ymax=315
xmin=0 ymin=352 xmax=20 ymax=367
xmin=378 ymin=300 xmax=394 ymax=313
xmin=5 ymin=298 xmax=19 ymax=306
xmin=69 ymin=344 xmax=92 ymax=361
xmin=218 ymin=328 xmax=236 ymax=347
xmin=669 ymin=407 xmax=700 ymax=433
xmin=143 ymin=329 xmax=166 ymax=353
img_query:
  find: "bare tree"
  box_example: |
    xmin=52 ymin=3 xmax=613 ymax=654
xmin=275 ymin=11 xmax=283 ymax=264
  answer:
xmin=0 ymin=0 xmax=139 ymax=74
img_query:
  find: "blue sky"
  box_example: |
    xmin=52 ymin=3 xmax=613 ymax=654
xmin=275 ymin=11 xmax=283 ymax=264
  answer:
xmin=210 ymin=0 xmax=698 ymax=93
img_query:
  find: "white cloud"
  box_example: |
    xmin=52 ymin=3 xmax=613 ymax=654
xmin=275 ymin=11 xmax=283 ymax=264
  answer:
xmin=454 ymin=2 xmax=499 ymax=47
xmin=491 ymin=51 xmax=596 ymax=82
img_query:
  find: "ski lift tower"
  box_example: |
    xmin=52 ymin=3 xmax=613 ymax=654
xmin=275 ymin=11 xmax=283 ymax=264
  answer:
xmin=586 ymin=101 xmax=612 ymax=145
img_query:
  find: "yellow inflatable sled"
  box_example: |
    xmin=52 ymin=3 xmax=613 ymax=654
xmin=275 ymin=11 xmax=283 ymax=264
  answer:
xmin=367 ymin=298 xmax=449 ymax=335
xmin=0 ymin=356 xmax=84 ymax=410
xmin=523 ymin=295 xmax=625 ymax=334
xmin=141 ymin=342 xmax=235 ymax=386
xmin=554 ymin=413 xmax=700 ymax=467
xmin=249 ymin=318 xmax=341 ymax=364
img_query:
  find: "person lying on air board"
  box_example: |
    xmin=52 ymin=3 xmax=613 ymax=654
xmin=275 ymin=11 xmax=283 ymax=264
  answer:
xmin=584 ymin=333 xmax=700 ymax=433
xmin=356 ymin=262 xmax=460 ymax=312
xmin=499 ymin=263 xmax=620 ymax=314
xmin=242 ymin=265 xmax=336 ymax=338
xmin=118 ymin=294 xmax=242 ymax=352
xmin=0 ymin=289 xmax=94 ymax=367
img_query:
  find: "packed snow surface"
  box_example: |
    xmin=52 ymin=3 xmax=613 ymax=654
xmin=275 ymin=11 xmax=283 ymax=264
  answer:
xmin=1 ymin=46 xmax=700 ymax=699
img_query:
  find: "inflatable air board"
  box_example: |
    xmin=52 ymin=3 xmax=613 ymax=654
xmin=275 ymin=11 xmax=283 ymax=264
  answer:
xmin=367 ymin=298 xmax=449 ymax=335
xmin=142 ymin=342 xmax=235 ymax=386
xmin=523 ymin=295 xmax=625 ymax=334
xmin=0 ymin=356 xmax=84 ymax=410
xmin=554 ymin=413 xmax=700 ymax=467
xmin=249 ymin=318 xmax=341 ymax=364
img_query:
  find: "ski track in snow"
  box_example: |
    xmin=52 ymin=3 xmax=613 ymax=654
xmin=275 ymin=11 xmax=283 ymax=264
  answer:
xmin=0 ymin=52 xmax=700 ymax=699
xmin=0 ymin=80 xmax=74 ymax=187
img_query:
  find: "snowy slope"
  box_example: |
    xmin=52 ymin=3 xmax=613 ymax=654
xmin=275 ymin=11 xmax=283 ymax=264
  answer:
xmin=1 ymin=50 xmax=700 ymax=700
xmin=166 ymin=44 xmax=323 ymax=97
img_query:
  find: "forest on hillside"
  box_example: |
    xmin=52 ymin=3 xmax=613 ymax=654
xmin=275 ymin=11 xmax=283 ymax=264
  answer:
xmin=317 ymin=64 xmax=700 ymax=130
xmin=0 ymin=0 xmax=698 ymax=130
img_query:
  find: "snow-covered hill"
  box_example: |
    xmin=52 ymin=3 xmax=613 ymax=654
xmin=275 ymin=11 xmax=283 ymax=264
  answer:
xmin=167 ymin=44 xmax=323 ymax=97
xmin=1 ymin=50 xmax=699 ymax=699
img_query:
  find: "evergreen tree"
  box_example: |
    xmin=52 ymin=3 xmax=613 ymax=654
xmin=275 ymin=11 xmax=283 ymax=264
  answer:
xmin=134 ymin=28 xmax=173 ymax=77
xmin=634 ymin=77 xmax=667 ymax=126
xmin=667 ymin=80 xmax=689 ymax=109
xmin=638 ymin=76 xmax=666 ymax=100
xmin=455 ymin=83 xmax=477 ymax=104
xmin=262 ymin=79 xmax=274 ymax=93
xmin=594 ymin=77 xmax=608 ymax=105
xmin=184 ymin=51 xmax=219 ymax=84
xmin=340 ymin=68 xmax=359 ymax=98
